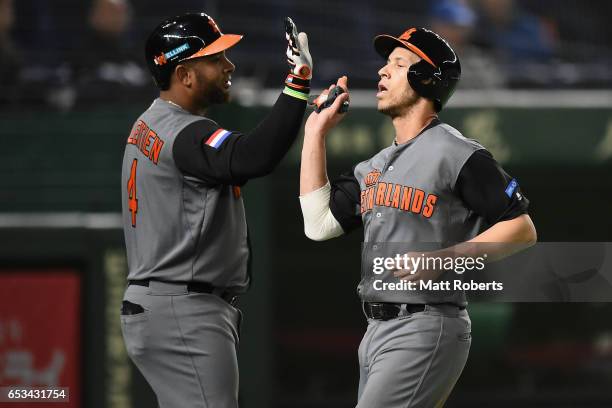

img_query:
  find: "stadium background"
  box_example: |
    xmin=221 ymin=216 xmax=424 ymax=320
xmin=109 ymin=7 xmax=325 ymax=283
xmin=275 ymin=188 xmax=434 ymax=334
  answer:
xmin=0 ymin=0 xmax=612 ymax=407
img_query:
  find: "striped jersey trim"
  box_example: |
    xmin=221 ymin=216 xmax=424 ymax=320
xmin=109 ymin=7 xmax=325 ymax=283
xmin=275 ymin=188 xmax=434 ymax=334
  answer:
xmin=205 ymin=128 xmax=232 ymax=149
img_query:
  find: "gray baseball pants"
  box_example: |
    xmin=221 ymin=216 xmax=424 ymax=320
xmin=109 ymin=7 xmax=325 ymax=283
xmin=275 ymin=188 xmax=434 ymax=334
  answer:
xmin=120 ymin=281 xmax=241 ymax=408
xmin=357 ymin=304 xmax=471 ymax=408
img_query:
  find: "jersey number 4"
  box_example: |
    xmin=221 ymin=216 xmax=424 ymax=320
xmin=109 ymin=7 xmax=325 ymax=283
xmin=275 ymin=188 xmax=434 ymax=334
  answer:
xmin=127 ymin=159 xmax=138 ymax=227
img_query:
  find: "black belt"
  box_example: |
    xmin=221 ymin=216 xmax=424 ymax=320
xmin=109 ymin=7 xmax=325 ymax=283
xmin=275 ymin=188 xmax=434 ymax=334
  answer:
xmin=363 ymin=302 xmax=464 ymax=321
xmin=129 ymin=279 xmax=239 ymax=307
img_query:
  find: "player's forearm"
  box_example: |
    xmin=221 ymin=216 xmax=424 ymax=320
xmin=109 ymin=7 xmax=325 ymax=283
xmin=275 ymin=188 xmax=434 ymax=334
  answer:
xmin=231 ymin=92 xmax=307 ymax=179
xmin=300 ymin=76 xmax=349 ymax=194
xmin=299 ymin=131 xmax=346 ymax=241
xmin=450 ymin=214 xmax=537 ymax=261
xmin=471 ymin=214 xmax=537 ymax=244
xmin=300 ymin=130 xmax=328 ymax=195
xmin=229 ymin=17 xmax=312 ymax=180
xmin=299 ymin=76 xmax=351 ymax=241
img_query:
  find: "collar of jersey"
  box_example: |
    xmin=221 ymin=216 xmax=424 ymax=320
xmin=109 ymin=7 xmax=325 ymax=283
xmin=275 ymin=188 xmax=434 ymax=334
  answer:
xmin=393 ymin=117 xmax=441 ymax=146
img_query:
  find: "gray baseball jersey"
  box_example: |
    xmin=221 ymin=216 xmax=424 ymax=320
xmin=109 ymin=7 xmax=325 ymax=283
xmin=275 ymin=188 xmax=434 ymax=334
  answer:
xmin=121 ymin=86 xmax=307 ymax=408
xmin=355 ymin=122 xmax=483 ymax=306
xmin=121 ymin=98 xmax=249 ymax=290
xmin=329 ymin=119 xmax=529 ymax=306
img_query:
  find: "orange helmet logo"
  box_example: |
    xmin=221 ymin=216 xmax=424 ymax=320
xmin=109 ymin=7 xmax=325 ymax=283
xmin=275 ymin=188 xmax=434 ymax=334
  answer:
xmin=154 ymin=53 xmax=168 ymax=66
xmin=399 ymin=28 xmax=417 ymax=41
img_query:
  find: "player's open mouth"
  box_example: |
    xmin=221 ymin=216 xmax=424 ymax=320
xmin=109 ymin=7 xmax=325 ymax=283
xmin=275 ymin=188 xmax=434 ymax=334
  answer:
xmin=224 ymin=78 xmax=232 ymax=89
xmin=376 ymin=83 xmax=388 ymax=98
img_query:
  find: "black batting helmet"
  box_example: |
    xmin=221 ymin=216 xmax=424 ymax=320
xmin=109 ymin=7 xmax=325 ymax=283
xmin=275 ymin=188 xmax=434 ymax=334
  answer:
xmin=145 ymin=13 xmax=242 ymax=90
xmin=374 ymin=28 xmax=460 ymax=111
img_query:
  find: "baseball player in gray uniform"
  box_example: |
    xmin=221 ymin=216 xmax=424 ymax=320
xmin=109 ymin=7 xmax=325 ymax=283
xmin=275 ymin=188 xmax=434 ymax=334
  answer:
xmin=120 ymin=13 xmax=313 ymax=408
xmin=299 ymin=28 xmax=537 ymax=407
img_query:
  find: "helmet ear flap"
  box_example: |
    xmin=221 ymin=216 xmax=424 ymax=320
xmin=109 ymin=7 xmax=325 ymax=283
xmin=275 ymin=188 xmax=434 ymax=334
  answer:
xmin=407 ymin=60 xmax=437 ymax=100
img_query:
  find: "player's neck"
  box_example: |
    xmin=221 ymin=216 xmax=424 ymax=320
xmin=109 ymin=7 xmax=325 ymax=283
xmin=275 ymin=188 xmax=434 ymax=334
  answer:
xmin=159 ymin=91 xmax=208 ymax=116
xmin=392 ymin=103 xmax=437 ymax=145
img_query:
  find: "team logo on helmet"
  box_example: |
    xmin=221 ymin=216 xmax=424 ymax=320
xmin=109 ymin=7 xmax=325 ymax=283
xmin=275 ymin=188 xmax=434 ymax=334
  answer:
xmin=399 ymin=28 xmax=417 ymax=41
xmin=154 ymin=53 xmax=168 ymax=66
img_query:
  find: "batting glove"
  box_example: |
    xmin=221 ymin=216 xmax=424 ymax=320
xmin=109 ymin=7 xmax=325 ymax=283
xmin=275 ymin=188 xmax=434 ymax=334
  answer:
xmin=285 ymin=17 xmax=312 ymax=80
xmin=283 ymin=17 xmax=312 ymax=100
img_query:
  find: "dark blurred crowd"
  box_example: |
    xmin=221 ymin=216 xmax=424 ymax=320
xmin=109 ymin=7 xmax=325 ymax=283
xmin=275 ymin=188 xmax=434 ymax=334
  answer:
xmin=428 ymin=0 xmax=612 ymax=89
xmin=1 ymin=0 xmax=611 ymax=111
xmin=0 ymin=0 xmax=202 ymax=110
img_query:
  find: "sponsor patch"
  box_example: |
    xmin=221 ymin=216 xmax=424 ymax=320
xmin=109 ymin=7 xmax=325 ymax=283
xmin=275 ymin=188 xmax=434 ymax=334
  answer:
xmin=154 ymin=43 xmax=190 ymax=65
xmin=505 ymin=179 xmax=518 ymax=198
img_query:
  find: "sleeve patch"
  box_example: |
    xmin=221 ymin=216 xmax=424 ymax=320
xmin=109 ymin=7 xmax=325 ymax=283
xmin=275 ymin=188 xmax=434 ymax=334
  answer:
xmin=204 ymin=128 xmax=232 ymax=149
xmin=505 ymin=179 xmax=518 ymax=198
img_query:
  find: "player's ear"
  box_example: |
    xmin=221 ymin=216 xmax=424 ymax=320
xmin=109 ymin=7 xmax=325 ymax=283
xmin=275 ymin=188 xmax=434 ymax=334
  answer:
xmin=174 ymin=64 xmax=193 ymax=88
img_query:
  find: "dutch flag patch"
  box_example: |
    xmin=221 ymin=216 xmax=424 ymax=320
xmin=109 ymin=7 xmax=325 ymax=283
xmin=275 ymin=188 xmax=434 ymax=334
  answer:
xmin=205 ymin=128 xmax=232 ymax=149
